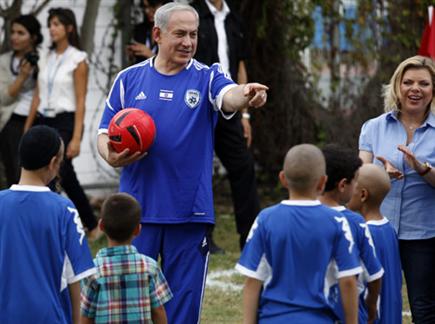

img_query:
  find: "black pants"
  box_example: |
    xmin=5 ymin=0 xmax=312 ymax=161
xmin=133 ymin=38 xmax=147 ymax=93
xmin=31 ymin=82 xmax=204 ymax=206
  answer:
xmin=214 ymin=113 xmax=260 ymax=249
xmin=37 ymin=113 xmax=98 ymax=231
xmin=400 ymin=238 xmax=435 ymax=324
xmin=0 ymin=114 xmax=26 ymax=187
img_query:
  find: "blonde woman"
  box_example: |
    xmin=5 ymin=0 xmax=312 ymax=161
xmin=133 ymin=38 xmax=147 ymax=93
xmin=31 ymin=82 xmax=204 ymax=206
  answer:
xmin=358 ymin=56 xmax=435 ymax=323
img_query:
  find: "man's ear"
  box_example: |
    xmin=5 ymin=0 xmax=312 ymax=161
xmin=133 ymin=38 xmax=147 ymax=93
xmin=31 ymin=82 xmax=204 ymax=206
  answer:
xmin=317 ymin=174 xmax=327 ymax=194
xmin=48 ymin=154 xmax=59 ymax=172
xmin=337 ymin=178 xmax=347 ymax=193
xmin=152 ymin=26 xmax=161 ymax=43
xmin=132 ymin=223 xmax=142 ymax=237
xmin=98 ymin=218 xmax=105 ymax=231
xmin=279 ymin=170 xmax=288 ymax=189
xmin=361 ymin=188 xmax=369 ymax=203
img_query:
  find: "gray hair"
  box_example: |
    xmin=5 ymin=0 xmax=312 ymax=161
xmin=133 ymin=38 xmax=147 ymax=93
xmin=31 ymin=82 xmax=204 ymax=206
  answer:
xmin=154 ymin=2 xmax=199 ymax=31
xmin=383 ymin=55 xmax=435 ymax=113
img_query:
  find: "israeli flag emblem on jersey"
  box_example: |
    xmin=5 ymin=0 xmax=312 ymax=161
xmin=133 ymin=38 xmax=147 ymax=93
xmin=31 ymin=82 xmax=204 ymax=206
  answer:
xmin=184 ymin=89 xmax=200 ymax=109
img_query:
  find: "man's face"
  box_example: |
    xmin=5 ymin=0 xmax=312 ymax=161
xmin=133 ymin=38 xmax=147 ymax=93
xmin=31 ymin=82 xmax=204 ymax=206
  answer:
xmin=155 ymin=10 xmax=198 ymax=68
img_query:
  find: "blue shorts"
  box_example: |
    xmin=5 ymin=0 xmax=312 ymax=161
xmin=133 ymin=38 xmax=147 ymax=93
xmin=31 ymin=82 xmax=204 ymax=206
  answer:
xmin=133 ymin=223 xmax=210 ymax=324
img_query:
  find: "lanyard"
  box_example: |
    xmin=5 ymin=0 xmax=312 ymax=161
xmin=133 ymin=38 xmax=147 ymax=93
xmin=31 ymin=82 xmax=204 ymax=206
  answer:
xmin=45 ymin=47 xmax=71 ymax=114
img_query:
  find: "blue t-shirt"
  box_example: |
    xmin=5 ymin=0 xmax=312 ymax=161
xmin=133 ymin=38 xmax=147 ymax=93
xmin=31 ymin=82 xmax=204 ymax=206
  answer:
xmin=236 ymin=200 xmax=362 ymax=323
xmin=359 ymin=111 xmax=435 ymax=239
xmin=0 ymin=185 xmax=96 ymax=324
xmin=99 ymin=58 xmax=236 ymax=224
xmin=366 ymin=217 xmax=402 ymax=324
xmin=328 ymin=206 xmax=384 ymax=322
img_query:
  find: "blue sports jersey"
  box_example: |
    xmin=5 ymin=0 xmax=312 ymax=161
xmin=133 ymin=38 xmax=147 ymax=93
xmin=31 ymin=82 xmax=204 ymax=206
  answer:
xmin=236 ymin=200 xmax=362 ymax=322
xmin=365 ymin=217 xmax=402 ymax=324
xmin=0 ymin=185 xmax=96 ymax=324
xmin=327 ymin=206 xmax=384 ymax=322
xmin=99 ymin=58 xmax=235 ymax=224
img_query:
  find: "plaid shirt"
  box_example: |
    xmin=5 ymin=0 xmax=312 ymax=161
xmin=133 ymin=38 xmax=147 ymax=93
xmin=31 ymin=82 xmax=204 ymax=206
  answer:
xmin=80 ymin=245 xmax=172 ymax=323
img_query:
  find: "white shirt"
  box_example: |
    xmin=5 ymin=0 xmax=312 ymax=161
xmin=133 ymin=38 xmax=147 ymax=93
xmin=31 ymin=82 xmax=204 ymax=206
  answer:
xmin=37 ymin=46 xmax=87 ymax=117
xmin=205 ymin=0 xmax=231 ymax=75
xmin=12 ymin=57 xmax=35 ymax=116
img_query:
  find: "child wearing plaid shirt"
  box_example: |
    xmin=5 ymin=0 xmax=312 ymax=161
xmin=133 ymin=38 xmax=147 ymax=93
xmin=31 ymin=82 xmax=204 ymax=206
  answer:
xmin=80 ymin=193 xmax=172 ymax=324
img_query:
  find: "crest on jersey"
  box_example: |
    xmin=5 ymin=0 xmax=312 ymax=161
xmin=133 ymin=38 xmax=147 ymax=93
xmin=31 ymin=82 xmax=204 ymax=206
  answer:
xmin=184 ymin=89 xmax=200 ymax=109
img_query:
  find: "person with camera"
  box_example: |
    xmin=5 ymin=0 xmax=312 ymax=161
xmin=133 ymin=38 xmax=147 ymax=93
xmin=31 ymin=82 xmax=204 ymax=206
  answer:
xmin=0 ymin=15 xmax=42 ymax=188
xmin=24 ymin=8 xmax=101 ymax=241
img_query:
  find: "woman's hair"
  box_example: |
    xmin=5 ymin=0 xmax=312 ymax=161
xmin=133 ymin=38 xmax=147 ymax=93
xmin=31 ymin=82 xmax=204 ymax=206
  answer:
xmin=383 ymin=55 xmax=435 ymax=113
xmin=154 ymin=2 xmax=198 ymax=31
xmin=47 ymin=8 xmax=81 ymax=50
xmin=11 ymin=14 xmax=43 ymax=48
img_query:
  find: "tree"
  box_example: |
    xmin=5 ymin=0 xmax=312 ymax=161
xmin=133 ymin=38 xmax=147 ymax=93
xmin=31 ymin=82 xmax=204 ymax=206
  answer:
xmin=239 ymin=0 xmax=320 ymax=183
xmin=237 ymin=0 xmax=430 ymax=184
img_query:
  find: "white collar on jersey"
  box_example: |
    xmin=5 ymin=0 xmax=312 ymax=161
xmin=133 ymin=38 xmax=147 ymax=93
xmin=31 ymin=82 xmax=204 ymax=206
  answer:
xmin=366 ymin=217 xmax=389 ymax=226
xmin=149 ymin=56 xmax=194 ymax=70
xmin=10 ymin=184 xmax=50 ymax=192
xmin=281 ymin=200 xmax=321 ymax=206
xmin=329 ymin=205 xmax=346 ymax=212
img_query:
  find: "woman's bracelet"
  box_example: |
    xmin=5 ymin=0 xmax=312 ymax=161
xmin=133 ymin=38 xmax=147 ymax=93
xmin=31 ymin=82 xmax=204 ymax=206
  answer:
xmin=418 ymin=162 xmax=432 ymax=176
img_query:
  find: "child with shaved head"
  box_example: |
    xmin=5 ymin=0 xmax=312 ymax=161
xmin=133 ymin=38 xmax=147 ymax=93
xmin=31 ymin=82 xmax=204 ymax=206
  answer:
xmin=319 ymin=144 xmax=383 ymax=323
xmin=348 ymin=164 xmax=402 ymax=323
xmin=236 ymin=144 xmax=362 ymax=324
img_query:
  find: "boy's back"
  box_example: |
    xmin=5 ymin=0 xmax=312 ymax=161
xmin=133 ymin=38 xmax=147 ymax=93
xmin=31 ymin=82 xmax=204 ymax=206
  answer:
xmin=328 ymin=207 xmax=384 ymax=322
xmin=236 ymin=200 xmax=362 ymax=323
xmin=366 ymin=217 xmax=402 ymax=324
xmin=0 ymin=185 xmax=95 ymax=323
xmin=81 ymin=245 xmax=172 ymax=323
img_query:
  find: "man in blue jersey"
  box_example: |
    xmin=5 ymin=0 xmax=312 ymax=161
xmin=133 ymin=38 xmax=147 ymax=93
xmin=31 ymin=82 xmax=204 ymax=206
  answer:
xmin=0 ymin=125 xmax=96 ymax=324
xmin=97 ymin=3 xmax=268 ymax=323
xmin=348 ymin=164 xmax=402 ymax=324
xmin=319 ymin=144 xmax=383 ymax=323
xmin=236 ymin=144 xmax=362 ymax=324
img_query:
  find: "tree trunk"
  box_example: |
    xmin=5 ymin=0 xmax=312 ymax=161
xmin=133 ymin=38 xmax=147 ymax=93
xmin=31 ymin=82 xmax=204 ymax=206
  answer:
xmin=0 ymin=0 xmax=22 ymax=54
xmin=80 ymin=0 xmax=102 ymax=56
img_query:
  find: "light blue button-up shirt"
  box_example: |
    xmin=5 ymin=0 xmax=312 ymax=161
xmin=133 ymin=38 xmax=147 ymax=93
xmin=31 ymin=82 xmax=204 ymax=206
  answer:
xmin=359 ymin=111 xmax=435 ymax=240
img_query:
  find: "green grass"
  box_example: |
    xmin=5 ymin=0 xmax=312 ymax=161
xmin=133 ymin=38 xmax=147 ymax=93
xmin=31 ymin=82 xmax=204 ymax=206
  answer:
xmin=201 ymin=213 xmax=244 ymax=323
xmin=89 ymin=210 xmax=412 ymax=323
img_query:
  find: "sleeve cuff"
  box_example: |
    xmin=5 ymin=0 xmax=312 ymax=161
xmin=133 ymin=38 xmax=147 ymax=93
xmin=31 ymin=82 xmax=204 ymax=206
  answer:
xmin=235 ymin=263 xmax=266 ymax=281
xmin=367 ymin=268 xmax=384 ymax=282
xmin=68 ymin=267 xmax=97 ymax=284
xmin=337 ymin=266 xmax=363 ymax=279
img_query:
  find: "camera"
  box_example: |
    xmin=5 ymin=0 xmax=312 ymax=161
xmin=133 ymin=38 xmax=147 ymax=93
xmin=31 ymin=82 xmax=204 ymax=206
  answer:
xmin=24 ymin=51 xmax=39 ymax=66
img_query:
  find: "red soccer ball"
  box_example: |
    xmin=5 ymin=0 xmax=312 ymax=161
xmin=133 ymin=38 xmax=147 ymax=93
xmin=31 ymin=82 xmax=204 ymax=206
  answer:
xmin=108 ymin=108 xmax=156 ymax=154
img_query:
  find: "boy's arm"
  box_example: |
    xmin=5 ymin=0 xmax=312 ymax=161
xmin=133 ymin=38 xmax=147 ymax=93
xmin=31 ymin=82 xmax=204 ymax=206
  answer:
xmin=243 ymin=277 xmax=262 ymax=324
xmin=365 ymin=278 xmax=381 ymax=323
xmin=68 ymin=281 xmax=81 ymax=324
xmin=338 ymin=276 xmax=358 ymax=324
xmin=151 ymin=305 xmax=168 ymax=324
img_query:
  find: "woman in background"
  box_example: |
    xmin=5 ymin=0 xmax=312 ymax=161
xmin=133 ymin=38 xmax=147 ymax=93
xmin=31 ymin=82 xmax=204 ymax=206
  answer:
xmin=0 ymin=15 xmax=42 ymax=187
xmin=25 ymin=8 xmax=100 ymax=240
xmin=358 ymin=56 xmax=435 ymax=323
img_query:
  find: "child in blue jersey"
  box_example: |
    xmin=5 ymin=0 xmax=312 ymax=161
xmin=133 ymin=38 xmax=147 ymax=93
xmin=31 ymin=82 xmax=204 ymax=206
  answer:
xmin=236 ymin=144 xmax=362 ymax=324
xmin=348 ymin=164 xmax=402 ymax=323
xmin=80 ymin=193 xmax=172 ymax=324
xmin=319 ymin=144 xmax=384 ymax=323
xmin=0 ymin=125 xmax=96 ymax=324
